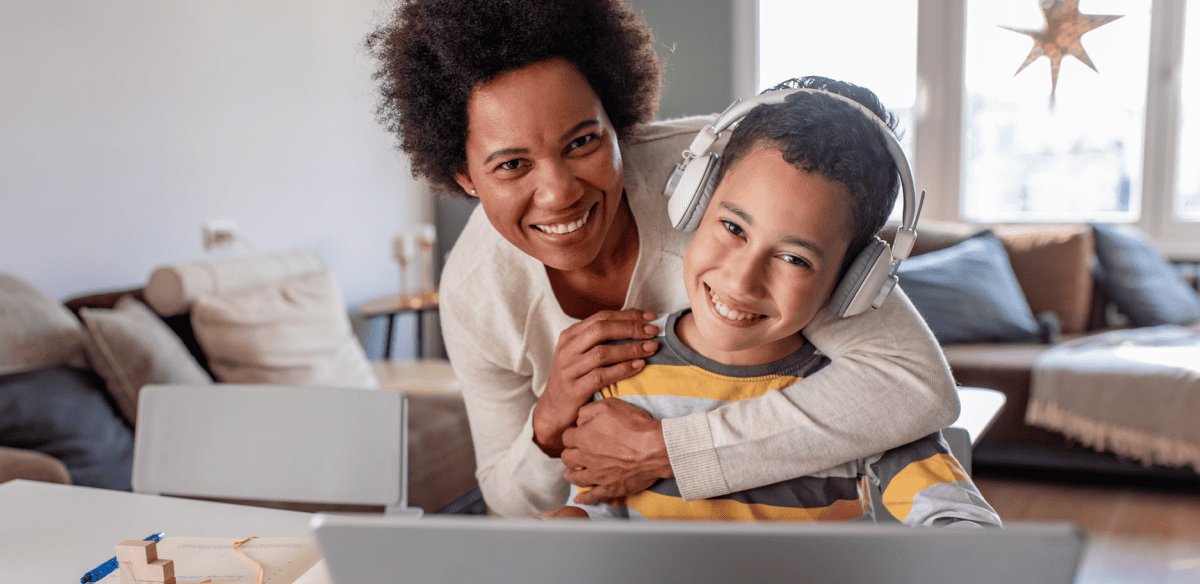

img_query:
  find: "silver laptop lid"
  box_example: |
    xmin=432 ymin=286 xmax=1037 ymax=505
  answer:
xmin=311 ymin=514 xmax=1085 ymax=584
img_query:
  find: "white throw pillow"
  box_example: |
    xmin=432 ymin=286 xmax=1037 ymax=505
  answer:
xmin=190 ymin=271 xmax=379 ymax=388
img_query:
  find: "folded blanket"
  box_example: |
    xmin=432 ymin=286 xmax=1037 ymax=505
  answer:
xmin=1028 ymin=323 xmax=1200 ymax=471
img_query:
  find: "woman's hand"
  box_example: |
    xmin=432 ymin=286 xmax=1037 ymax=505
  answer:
xmin=531 ymin=309 xmax=659 ymax=457
xmin=560 ymin=398 xmax=673 ymax=505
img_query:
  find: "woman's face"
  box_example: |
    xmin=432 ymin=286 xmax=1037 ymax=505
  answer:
xmin=455 ymin=58 xmax=626 ymax=272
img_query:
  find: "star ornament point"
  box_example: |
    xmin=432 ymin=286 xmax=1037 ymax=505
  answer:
xmin=1001 ymin=0 xmax=1123 ymax=103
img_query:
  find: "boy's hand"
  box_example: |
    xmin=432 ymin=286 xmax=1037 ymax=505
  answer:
xmin=561 ymin=398 xmax=673 ymax=505
xmin=532 ymin=310 xmax=659 ymax=456
xmin=540 ymin=506 xmax=591 ymax=520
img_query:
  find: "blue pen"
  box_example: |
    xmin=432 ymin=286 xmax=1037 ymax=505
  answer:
xmin=81 ymin=532 xmax=165 ymax=584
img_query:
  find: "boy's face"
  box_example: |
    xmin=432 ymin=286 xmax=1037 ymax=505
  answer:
xmin=681 ymin=146 xmax=854 ymax=366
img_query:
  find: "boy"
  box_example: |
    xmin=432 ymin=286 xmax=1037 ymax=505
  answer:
xmin=549 ymin=77 xmax=1001 ymax=527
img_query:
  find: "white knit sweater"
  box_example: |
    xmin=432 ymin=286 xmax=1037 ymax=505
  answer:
xmin=440 ymin=116 xmax=959 ymax=518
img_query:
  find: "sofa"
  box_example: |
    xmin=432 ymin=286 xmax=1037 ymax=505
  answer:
xmin=883 ymin=220 xmax=1200 ymax=479
xmin=0 ymin=250 xmax=480 ymax=513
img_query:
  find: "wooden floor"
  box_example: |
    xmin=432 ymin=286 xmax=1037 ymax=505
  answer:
xmin=972 ymin=468 xmax=1200 ymax=584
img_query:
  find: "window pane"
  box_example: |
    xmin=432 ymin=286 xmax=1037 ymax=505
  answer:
xmin=758 ymin=0 xmax=917 ymax=220
xmin=1177 ymin=4 xmax=1200 ymax=221
xmin=962 ymin=0 xmax=1150 ymax=222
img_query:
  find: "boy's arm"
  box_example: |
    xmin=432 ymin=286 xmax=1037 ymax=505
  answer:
xmin=658 ymin=287 xmax=960 ymax=500
xmin=563 ymin=287 xmax=959 ymax=504
xmin=872 ymin=432 xmax=1003 ymax=528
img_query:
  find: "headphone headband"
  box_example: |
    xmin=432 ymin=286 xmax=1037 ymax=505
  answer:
xmin=662 ymin=85 xmax=926 ymax=317
xmin=686 ymin=88 xmax=923 ymax=260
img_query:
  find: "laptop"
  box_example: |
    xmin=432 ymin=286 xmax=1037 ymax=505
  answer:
xmin=310 ymin=514 xmax=1086 ymax=584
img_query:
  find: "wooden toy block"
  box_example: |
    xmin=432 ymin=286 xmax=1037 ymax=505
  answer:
xmin=131 ymin=558 xmax=175 ymax=581
xmin=116 ymin=540 xmax=158 ymax=563
xmin=117 ymin=561 xmax=136 ymax=584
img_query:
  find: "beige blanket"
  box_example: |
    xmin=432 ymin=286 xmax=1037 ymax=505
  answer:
xmin=1028 ymin=322 xmax=1200 ymax=472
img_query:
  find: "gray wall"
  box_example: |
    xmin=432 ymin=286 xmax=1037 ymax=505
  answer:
xmin=636 ymin=0 xmax=735 ymax=119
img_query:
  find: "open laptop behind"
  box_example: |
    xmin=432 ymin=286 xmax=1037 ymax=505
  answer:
xmin=311 ymin=514 xmax=1085 ymax=584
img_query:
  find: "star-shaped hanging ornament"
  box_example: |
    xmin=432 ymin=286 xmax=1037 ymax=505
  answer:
xmin=1001 ymin=0 xmax=1123 ymax=107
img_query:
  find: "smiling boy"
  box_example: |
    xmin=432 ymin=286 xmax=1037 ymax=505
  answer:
xmin=550 ymin=77 xmax=1001 ymax=527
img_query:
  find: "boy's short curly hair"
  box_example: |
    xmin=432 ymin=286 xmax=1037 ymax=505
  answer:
xmin=365 ymin=0 xmax=663 ymax=194
xmin=717 ymin=76 xmax=901 ymax=278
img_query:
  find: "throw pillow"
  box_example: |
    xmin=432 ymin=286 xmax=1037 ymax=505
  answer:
xmin=1091 ymin=223 xmax=1200 ymax=327
xmin=897 ymin=231 xmax=1042 ymax=344
xmin=0 ymin=272 xmax=86 ymax=375
xmin=0 ymin=366 xmax=134 ymax=490
xmin=190 ymin=270 xmax=379 ymax=388
xmin=78 ymin=295 xmax=213 ymax=426
xmin=994 ymin=224 xmax=1095 ymax=334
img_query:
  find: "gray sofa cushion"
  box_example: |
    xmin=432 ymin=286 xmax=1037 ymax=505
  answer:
xmin=1092 ymin=223 xmax=1200 ymax=327
xmin=897 ymin=231 xmax=1041 ymax=344
xmin=0 ymin=366 xmax=133 ymax=490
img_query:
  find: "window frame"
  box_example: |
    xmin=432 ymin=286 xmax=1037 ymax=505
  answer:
xmin=742 ymin=0 xmax=1198 ymax=258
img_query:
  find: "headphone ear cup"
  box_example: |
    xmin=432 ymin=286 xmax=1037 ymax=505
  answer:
xmin=829 ymin=237 xmax=890 ymax=318
xmin=667 ymin=153 xmax=721 ymax=232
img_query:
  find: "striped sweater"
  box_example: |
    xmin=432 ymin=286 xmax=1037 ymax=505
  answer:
xmin=576 ymin=311 xmax=1001 ymax=527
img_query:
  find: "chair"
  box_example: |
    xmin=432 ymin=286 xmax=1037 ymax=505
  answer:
xmin=132 ymin=383 xmax=416 ymax=515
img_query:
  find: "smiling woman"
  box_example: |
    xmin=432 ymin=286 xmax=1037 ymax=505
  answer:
xmin=367 ymin=0 xmax=961 ymax=519
xmin=453 ymin=58 xmax=634 ymax=292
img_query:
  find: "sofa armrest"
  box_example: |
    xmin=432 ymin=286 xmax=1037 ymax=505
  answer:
xmin=0 ymin=446 xmax=71 ymax=485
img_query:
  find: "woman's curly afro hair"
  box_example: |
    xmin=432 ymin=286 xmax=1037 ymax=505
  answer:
xmin=365 ymin=0 xmax=664 ymax=194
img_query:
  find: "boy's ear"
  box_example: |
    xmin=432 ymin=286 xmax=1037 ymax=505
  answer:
xmin=454 ymin=169 xmax=478 ymax=198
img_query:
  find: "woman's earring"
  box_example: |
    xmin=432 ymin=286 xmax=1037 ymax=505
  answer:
xmin=471 ymin=189 xmax=477 ymax=195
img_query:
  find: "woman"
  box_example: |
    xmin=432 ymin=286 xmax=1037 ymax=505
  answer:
xmin=366 ymin=0 xmax=958 ymax=518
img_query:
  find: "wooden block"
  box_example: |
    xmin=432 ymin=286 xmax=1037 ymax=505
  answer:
xmin=131 ymin=559 xmax=174 ymax=582
xmin=117 ymin=561 xmax=136 ymax=584
xmin=116 ymin=540 xmax=158 ymax=563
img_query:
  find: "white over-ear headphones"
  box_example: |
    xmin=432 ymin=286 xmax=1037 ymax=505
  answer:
xmin=662 ymin=87 xmax=925 ymax=318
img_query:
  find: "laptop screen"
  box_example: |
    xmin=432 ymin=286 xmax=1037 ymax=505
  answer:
xmin=311 ymin=514 xmax=1085 ymax=584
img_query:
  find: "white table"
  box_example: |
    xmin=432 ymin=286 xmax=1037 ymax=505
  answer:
xmin=0 ymin=480 xmax=316 ymax=582
xmin=953 ymin=386 xmax=1007 ymax=444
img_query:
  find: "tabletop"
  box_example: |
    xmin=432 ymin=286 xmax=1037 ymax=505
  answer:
xmin=0 ymin=480 xmax=316 ymax=582
xmin=953 ymin=386 xmax=1007 ymax=444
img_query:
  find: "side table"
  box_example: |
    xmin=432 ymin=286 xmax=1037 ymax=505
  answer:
xmin=357 ymin=293 xmax=439 ymax=358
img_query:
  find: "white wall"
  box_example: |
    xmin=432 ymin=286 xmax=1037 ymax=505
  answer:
xmin=0 ymin=1 xmax=422 ymax=322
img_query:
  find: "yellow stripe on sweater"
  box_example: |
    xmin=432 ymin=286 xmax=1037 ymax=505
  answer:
xmin=602 ymin=364 xmax=799 ymax=402
xmin=880 ymin=453 xmax=970 ymax=521
xmin=625 ymin=486 xmax=868 ymax=522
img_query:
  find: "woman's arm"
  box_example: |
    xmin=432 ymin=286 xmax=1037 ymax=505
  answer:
xmin=665 ymin=286 xmax=959 ymax=500
xmin=565 ymin=287 xmax=958 ymax=503
xmin=441 ymin=301 xmax=570 ymax=518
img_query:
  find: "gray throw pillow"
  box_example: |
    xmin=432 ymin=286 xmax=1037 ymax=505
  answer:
xmin=1091 ymin=223 xmax=1200 ymax=327
xmin=897 ymin=231 xmax=1041 ymax=344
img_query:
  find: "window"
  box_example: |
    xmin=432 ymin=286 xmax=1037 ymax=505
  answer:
xmin=962 ymin=0 xmax=1150 ymax=223
xmin=1177 ymin=5 xmax=1200 ymax=222
xmin=757 ymin=1 xmax=917 ymax=220
xmin=753 ymin=0 xmax=1199 ymax=255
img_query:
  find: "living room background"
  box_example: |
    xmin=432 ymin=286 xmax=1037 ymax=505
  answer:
xmin=0 ymin=2 xmax=424 ymax=332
